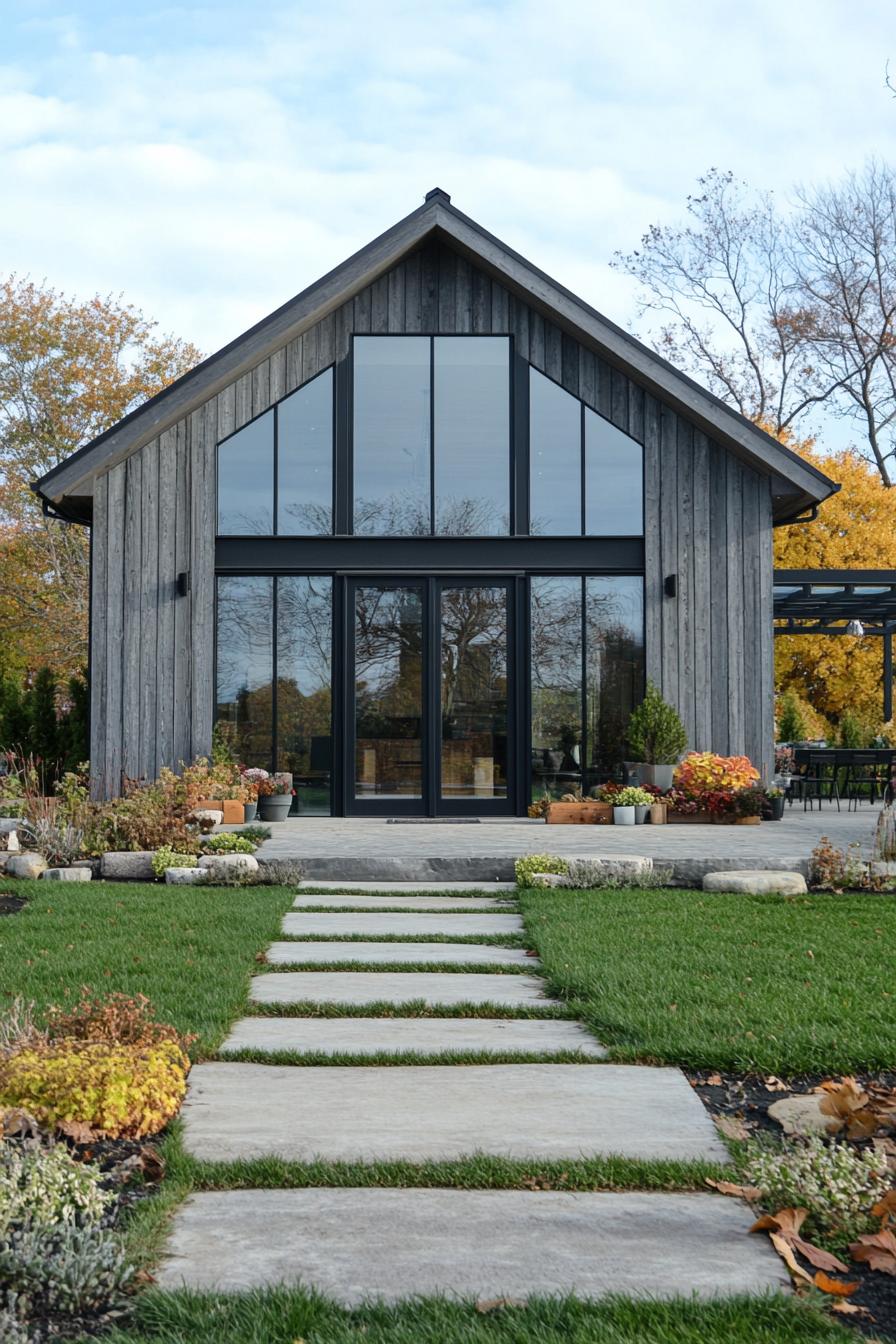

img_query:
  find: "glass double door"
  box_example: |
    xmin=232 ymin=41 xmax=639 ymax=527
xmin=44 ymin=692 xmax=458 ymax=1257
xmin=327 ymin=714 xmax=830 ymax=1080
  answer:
xmin=349 ymin=578 xmax=513 ymax=814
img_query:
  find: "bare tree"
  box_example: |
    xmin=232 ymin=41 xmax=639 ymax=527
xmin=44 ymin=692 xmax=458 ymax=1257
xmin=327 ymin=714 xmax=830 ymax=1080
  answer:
xmin=614 ymin=164 xmax=896 ymax=485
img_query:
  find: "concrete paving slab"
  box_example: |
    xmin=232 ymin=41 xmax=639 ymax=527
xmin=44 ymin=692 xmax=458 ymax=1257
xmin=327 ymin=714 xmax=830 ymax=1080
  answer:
xmin=157 ymin=1188 xmax=787 ymax=1301
xmin=300 ymin=880 xmax=518 ymax=893
xmin=293 ymin=893 xmax=516 ymax=910
xmin=250 ymin=971 xmax=554 ymax=1008
xmin=220 ymin=1016 xmax=605 ymax=1057
xmin=282 ymin=912 xmax=523 ymax=937
xmin=266 ymin=941 xmax=537 ymax=967
xmin=181 ymin=1062 xmax=729 ymax=1163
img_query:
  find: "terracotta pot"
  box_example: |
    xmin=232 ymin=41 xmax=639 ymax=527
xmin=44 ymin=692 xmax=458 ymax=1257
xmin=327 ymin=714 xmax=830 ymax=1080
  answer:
xmin=545 ymin=802 xmax=612 ymax=825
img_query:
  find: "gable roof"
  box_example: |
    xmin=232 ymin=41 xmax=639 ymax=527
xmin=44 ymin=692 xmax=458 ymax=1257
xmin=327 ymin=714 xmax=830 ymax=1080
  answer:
xmin=34 ymin=188 xmax=838 ymax=522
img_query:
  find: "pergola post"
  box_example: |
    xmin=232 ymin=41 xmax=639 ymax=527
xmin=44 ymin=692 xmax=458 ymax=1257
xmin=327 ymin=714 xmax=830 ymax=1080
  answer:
xmin=885 ymin=628 xmax=893 ymax=723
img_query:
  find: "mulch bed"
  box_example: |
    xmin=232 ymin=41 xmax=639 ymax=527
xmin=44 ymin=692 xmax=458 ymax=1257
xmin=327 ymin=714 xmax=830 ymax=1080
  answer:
xmin=689 ymin=1069 xmax=896 ymax=1340
xmin=0 ymin=891 xmax=26 ymax=916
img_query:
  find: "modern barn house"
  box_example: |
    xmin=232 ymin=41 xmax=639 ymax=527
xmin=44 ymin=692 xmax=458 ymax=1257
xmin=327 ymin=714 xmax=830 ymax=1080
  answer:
xmin=34 ymin=191 xmax=837 ymax=814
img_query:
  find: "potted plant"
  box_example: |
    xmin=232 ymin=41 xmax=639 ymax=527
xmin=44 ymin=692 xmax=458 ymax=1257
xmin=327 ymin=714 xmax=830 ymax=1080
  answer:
xmin=242 ymin=768 xmax=269 ymax=822
xmin=612 ymin=785 xmax=654 ymax=826
xmin=764 ymin=785 xmax=785 ymax=821
xmin=257 ymin=771 xmax=293 ymax=822
xmin=732 ymin=785 xmax=764 ymax=825
xmin=626 ymin=682 xmax=687 ymax=790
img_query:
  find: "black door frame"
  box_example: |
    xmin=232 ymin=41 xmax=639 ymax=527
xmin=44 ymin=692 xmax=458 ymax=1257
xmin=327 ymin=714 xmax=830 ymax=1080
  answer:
xmin=343 ymin=575 xmax=519 ymax=817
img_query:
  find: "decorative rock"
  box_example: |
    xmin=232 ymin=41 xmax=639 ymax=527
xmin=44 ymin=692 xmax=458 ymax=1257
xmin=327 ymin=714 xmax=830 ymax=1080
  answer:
xmin=165 ymin=867 xmax=209 ymax=885
xmin=0 ymin=819 xmax=20 ymax=851
xmin=702 ymin=870 xmax=808 ymax=896
xmin=198 ymin=853 xmax=259 ymax=881
xmin=192 ymin=808 xmax=224 ymax=827
xmin=41 ymin=866 xmax=92 ymax=881
xmin=767 ymin=1094 xmax=835 ymax=1137
xmin=531 ymin=873 xmax=570 ymax=888
xmin=869 ymin=860 xmax=896 ymax=878
xmin=6 ymin=852 xmax=47 ymax=879
xmin=100 ymin=851 xmax=156 ymax=881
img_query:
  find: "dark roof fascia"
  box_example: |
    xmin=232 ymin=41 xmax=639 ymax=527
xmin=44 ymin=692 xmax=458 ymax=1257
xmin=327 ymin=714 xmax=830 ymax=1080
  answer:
xmin=34 ymin=190 xmax=839 ymax=518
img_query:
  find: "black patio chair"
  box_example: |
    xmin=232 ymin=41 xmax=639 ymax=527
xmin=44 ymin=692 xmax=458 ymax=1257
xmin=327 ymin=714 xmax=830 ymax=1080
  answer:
xmin=845 ymin=751 xmax=890 ymax=811
xmin=802 ymin=752 xmax=841 ymax=811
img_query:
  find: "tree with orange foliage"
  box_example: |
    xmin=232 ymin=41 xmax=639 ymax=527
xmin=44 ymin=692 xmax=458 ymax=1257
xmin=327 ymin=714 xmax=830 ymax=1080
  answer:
xmin=775 ymin=444 xmax=896 ymax=726
xmin=0 ymin=277 xmax=200 ymax=675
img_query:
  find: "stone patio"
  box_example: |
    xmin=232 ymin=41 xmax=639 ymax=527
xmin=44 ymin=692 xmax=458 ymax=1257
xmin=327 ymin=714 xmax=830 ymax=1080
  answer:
xmin=248 ymin=804 xmax=881 ymax=883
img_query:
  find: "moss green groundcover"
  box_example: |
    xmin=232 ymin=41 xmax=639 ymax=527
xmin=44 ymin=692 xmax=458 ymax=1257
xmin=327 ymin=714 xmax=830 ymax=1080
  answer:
xmin=520 ymin=886 xmax=896 ymax=1074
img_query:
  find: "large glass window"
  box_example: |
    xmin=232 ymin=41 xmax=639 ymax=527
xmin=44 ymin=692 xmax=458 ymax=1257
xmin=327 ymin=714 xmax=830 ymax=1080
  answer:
xmin=217 ymin=413 xmax=274 ymax=535
xmin=215 ymin=576 xmax=274 ymax=763
xmin=530 ymin=575 xmax=644 ymax=799
xmin=217 ymin=373 xmax=333 ymax=536
xmin=353 ymin=338 xmax=431 ymax=536
xmin=440 ymin=585 xmax=508 ymax=797
xmin=277 ymin=576 xmax=333 ymax=814
xmin=278 ymin=370 xmax=333 ymax=534
xmin=434 ymin=338 xmax=509 ymax=535
xmin=529 ymin=371 xmax=581 ymax=535
xmin=353 ymin=336 xmax=511 ymax=536
xmin=529 ymin=368 xmax=643 ymax=537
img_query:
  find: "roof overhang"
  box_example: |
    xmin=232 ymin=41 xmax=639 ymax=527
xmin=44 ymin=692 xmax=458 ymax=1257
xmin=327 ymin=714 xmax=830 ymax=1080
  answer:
xmin=34 ymin=189 xmax=839 ymax=524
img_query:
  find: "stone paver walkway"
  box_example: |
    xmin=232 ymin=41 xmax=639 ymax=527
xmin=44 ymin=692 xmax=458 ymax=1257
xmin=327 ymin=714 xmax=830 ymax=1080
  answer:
xmin=163 ymin=884 xmax=786 ymax=1303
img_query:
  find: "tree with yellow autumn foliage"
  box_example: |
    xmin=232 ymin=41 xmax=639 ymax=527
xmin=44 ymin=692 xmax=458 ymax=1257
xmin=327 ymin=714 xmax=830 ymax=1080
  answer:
xmin=775 ymin=443 xmax=896 ymax=727
xmin=0 ymin=277 xmax=200 ymax=677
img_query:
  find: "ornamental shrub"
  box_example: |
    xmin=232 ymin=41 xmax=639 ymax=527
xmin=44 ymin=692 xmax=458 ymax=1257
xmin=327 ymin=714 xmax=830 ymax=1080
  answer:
xmin=743 ymin=1135 xmax=891 ymax=1247
xmin=673 ymin=751 xmax=759 ymax=797
xmin=151 ymin=846 xmax=199 ymax=878
xmin=0 ymin=1142 xmax=112 ymax=1239
xmin=626 ymin=682 xmax=687 ymax=764
xmin=45 ymin=989 xmax=191 ymax=1053
xmin=613 ymin=786 xmax=655 ymax=807
xmin=0 ymin=1038 xmax=188 ymax=1139
xmin=200 ymin=832 xmax=256 ymax=855
xmin=515 ymin=854 xmax=568 ymax=888
xmin=1 ymin=1222 xmax=133 ymax=1316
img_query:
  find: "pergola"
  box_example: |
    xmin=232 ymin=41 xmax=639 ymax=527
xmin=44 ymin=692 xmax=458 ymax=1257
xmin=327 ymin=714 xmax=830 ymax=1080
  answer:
xmin=773 ymin=569 xmax=896 ymax=720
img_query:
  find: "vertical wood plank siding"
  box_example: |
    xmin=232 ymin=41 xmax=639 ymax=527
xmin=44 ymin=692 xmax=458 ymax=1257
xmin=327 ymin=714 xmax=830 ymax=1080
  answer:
xmin=89 ymin=239 xmax=774 ymax=795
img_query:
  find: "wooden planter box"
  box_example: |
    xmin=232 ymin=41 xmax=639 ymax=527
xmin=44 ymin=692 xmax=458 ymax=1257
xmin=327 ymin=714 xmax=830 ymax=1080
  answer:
xmin=195 ymin=797 xmax=245 ymax=824
xmin=546 ymin=801 xmax=613 ymax=825
xmin=668 ymin=811 xmax=761 ymax=826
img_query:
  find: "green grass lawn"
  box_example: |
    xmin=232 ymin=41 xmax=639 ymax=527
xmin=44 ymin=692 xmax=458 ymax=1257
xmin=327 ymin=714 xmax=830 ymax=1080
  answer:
xmin=520 ymin=887 xmax=896 ymax=1073
xmin=0 ymin=880 xmax=295 ymax=1058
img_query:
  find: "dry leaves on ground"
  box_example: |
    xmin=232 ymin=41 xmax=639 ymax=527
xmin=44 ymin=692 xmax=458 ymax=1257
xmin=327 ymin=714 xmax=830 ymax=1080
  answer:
xmin=750 ymin=1208 xmax=854 ymax=1283
xmin=816 ymin=1077 xmax=896 ymax=1141
xmin=705 ymin=1178 xmax=762 ymax=1200
xmin=850 ymin=1228 xmax=896 ymax=1276
xmin=714 ymin=1114 xmax=750 ymax=1141
xmin=475 ymin=1298 xmax=526 ymax=1314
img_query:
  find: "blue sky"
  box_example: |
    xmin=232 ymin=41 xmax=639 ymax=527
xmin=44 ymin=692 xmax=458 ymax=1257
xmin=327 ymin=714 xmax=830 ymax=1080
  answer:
xmin=2 ymin=0 xmax=894 ymax=450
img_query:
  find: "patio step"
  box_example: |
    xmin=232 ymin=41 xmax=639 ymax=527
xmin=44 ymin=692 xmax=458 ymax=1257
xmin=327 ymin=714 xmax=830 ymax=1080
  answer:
xmin=220 ymin=1015 xmax=605 ymax=1057
xmin=265 ymin=941 xmax=537 ymax=967
xmin=250 ymin=970 xmax=553 ymax=1008
xmin=180 ymin=1062 xmax=729 ymax=1164
xmin=292 ymin=892 xmax=517 ymax=910
xmin=156 ymin=1188 xmax=787 ymax=1302
xmin=281 ymin=911 xmax=524 ymax=937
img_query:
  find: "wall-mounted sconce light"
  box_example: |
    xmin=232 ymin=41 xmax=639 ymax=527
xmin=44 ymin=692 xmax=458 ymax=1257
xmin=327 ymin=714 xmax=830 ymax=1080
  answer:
xmin=177 ymin=572 xmax=190 ymax=597
xmin=664 ymin=574 xmax=677 ymax=598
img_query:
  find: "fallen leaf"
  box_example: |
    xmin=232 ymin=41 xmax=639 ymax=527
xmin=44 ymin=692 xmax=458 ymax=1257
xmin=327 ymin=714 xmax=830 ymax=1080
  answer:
xmin=796 ymin=1241 xmax=851 ymax=1275
xmin=813 ymin=1271 xmax=859 ymax=1296
xmin=750 ymin=1208 xmax=848 ymax=1273
xmin=705 ymin=1073 xmax=723 ymax=1086
xmin=715 ymin=1115 xmax=750 ymax=1141
xmin=831 ymin=1300 xmax=872 ymax=1318
xmin=0 ymin=1108 xmax=41 ymax=1140
xmin=133 ymin=1268 xmax=157 ymax=1287
xmin=850 ymin=1228 xmax=896 ymax=1275
xmin=140 ymin=1146 xmax=166 ymax=1183
xmin=764 ymin=1076 xmax=789 ymax=1092
xmin=57 ymin=1119 xmax=98 ymax=1144
xmin=475 ymin=1298 xmax=525 ymax=1314
xmin=769 ymin=1232 xmax=813 ymax=1286
xmin=817 ymin=1077 xmax=877 ymax=1138
xmin=706 ymin=1178 xmax=762 ymax=1200
xmin=872 ymin=1190 xmax=896 ymax=1224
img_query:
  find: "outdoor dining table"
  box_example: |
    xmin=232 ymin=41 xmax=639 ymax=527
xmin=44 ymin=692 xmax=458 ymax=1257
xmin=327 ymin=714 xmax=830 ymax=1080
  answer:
xmin=790 ymin=747 xmax=896 ymax=807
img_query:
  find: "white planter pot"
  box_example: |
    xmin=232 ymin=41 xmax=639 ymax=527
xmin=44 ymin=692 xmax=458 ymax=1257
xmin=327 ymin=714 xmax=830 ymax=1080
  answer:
xmin=613 ymin=806 xmax=636 ymax=826
xmin=634 ymin=805 xmax=650 ymax=824
xmin=641 ymin=764 xmax=675 ymax=791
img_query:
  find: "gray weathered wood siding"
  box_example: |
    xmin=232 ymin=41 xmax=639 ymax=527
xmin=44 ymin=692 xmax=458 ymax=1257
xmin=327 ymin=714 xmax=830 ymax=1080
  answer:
xmin=89 ymin=238 xmax=774 ymax=797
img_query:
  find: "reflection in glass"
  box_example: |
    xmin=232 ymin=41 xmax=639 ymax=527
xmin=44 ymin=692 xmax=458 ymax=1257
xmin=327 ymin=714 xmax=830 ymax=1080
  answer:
xmin=585 ymin=408 xmax=643 ymax=536
xmin=354 ymin=586 xmax=424 ymax=797
xmin=215 ymin=576 xmax=274 ymax=766
xmin=441 ymin=587 xmax=508 ymax=797
xmin=217 ymin=412 xmax=274 ymax=534
xmin=277 ymin=577 xmax=333 ymax=814
xmin=434 ymin=339 xmax=509 ymax=535
xmin=530 ymin=577 xmax=583 ymax=799
xmin=586 ymin=577 xmax=645 ymax=785
xmin=278 ymin=370 xmax=333 ymax=535
xmin=529 ymin=369 xmax=581 ymax=535
xmin=353 ymin=337 xmax=431 ymax=535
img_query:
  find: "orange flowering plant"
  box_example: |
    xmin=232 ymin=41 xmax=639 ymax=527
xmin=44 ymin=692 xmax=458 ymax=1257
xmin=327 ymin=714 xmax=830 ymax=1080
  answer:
xmin=673 ymin=752 xmax=760 ymax=798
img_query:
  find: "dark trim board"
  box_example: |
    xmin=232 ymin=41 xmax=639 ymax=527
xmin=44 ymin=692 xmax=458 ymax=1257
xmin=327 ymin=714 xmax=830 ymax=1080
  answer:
xmin=215 ymin=536 xmax=646 ymax=574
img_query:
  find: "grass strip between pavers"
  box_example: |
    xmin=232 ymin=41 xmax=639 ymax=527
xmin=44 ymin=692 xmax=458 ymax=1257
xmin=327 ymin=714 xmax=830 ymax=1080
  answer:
xmin=216 ymin=1047 xmax=606 ymax=1067
xmin=246 ymin=998 xmax=575 ymax=1019
xmin=103 ymin=1287 xmax=852 ymax=1344
xmin=290 ymin=903 xmax=520 ymax=914
xmin=256 ymin=960 xmax=537 ymax=974
xmin=274 ymin=931 xmax=530 ymax=945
